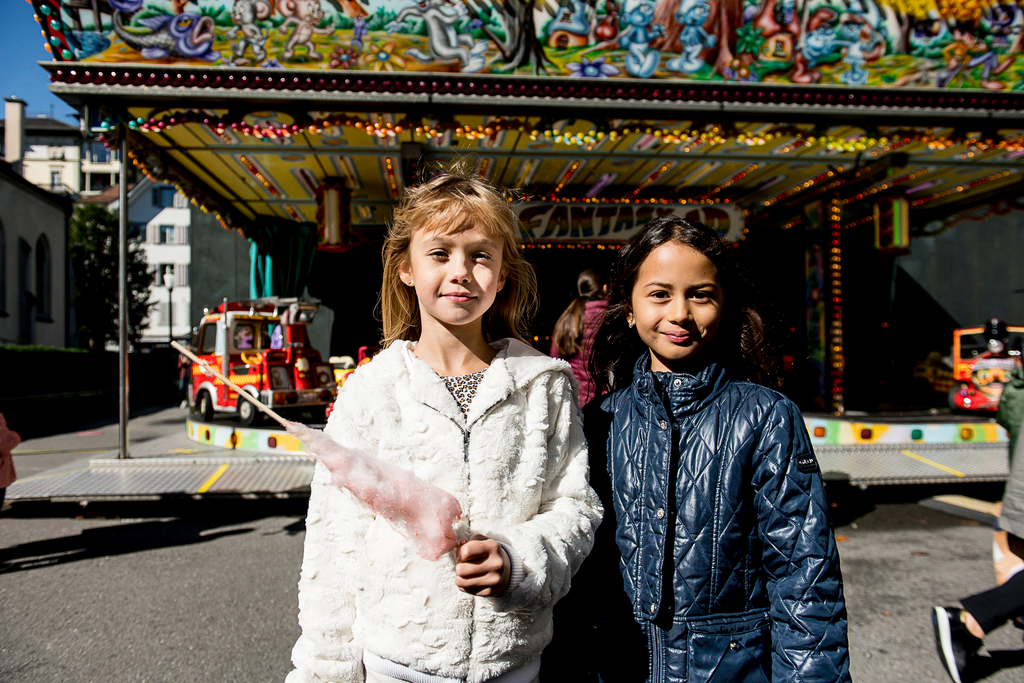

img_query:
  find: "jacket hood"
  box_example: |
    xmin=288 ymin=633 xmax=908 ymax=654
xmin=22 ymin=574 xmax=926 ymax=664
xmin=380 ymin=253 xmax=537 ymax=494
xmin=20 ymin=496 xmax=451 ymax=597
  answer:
xmin=369 ymin=338 xmax=576 ymax=428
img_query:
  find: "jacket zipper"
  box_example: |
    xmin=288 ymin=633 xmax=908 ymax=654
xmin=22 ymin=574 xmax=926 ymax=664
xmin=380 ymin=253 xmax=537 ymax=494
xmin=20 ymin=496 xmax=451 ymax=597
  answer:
xmin=423 ymin=402 xmax=506 ymax=679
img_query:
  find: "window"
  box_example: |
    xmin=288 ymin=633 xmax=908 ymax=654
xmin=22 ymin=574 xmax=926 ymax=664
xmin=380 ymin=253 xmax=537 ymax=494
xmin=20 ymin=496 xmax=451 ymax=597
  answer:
xmin=198 ymin=323 xmax=217 ymax=354
xmin=90 ymin=174 xmax=109 ymax=192
xmin=85 ymin=140 xmax=111 ymax=163
xmin=152 ymin=187 xmax=175 ymax=208
xmin=35 ymin=234 xmax=51 ymax=319
xmin=50 ymin=169 xmax=62 ymax=190
xmin=158 ymin=225 xmax=175 ymax=244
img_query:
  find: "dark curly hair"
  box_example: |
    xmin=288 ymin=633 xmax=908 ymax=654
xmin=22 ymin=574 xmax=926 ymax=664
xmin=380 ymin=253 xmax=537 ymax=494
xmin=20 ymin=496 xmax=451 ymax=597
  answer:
xmin=589 ymin=216 xmax=777 ymax=394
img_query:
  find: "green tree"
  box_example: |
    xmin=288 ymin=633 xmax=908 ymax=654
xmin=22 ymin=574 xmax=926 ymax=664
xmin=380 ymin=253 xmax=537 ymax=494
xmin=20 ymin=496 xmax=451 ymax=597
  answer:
xmin=69 ymin=204 xmax=155 ymax=350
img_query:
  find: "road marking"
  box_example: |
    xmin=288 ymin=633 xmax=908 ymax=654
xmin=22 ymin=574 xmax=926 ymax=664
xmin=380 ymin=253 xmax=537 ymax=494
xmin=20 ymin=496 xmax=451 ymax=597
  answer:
xmin=196 ymin=464 xmax=230 ymax=493
xmin=931 ymin=495 xmax=998 ymax=516
xmin=901 ymin=449 xmax=965 ymax=478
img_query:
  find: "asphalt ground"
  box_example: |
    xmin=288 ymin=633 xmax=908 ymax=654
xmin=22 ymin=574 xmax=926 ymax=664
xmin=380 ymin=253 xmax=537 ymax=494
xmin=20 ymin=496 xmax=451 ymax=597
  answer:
xmin=1 ymin=406 xmax=1023 ymax=682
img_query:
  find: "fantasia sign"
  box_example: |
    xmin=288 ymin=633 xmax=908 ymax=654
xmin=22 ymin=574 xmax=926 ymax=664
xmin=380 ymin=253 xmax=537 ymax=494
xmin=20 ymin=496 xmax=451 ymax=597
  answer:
xmin=30 ymin=0 xmax=1024 ymax=92
xmin=515 ymin=202 xmax=745 ymax=242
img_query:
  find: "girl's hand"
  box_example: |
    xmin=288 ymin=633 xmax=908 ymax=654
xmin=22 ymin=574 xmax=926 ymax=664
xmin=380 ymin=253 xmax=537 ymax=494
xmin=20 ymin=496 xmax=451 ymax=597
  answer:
xmin=454 ymin=534 xmax=511 ymax=597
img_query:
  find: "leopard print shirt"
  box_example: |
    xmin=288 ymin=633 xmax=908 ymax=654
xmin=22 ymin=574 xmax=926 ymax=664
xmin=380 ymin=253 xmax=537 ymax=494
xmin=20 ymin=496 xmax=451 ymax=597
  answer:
xmin=439 ymin=369 xmax=487 ymax=414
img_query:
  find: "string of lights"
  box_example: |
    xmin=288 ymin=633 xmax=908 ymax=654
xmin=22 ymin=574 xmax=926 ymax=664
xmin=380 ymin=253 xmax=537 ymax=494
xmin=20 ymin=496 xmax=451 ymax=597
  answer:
xmin=828 ymin=198 xmax=845 ymax=415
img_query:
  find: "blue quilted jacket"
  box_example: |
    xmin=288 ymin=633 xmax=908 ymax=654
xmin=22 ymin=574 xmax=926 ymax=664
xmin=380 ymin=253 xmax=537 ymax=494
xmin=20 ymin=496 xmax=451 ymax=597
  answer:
xmin=575 ymin=356 xmax=851 ymax=683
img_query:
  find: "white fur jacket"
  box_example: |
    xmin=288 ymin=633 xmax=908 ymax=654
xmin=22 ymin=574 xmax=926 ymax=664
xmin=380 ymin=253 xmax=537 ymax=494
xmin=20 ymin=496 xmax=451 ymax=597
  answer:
xmin=285 ymin=338 xmax=602 ymax=683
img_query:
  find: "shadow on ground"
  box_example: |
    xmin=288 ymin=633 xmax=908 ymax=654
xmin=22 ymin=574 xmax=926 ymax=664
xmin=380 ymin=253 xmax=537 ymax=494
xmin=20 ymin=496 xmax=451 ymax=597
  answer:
xmin=825 ymin=481 xmax=1006 ymax=528
xmin=0 ymin=498 xmax=308 ymax=574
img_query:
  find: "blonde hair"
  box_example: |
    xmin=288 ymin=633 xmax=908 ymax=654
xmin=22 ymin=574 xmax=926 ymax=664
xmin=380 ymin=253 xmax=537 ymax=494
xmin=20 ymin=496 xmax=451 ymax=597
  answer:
xmin=380 ymin=170 xmax=538 ymax=348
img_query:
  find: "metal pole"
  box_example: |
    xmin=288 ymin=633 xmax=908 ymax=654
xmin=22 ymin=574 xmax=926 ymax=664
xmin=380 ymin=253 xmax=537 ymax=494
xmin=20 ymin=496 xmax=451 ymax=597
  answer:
xmin=118 ymin=127 xmax=129 ymax=459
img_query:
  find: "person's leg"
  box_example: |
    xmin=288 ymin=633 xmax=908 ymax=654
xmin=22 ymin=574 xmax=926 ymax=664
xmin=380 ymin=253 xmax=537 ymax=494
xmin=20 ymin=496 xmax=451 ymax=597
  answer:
xmin=961 ymin=564 xmax=1024 ymax=634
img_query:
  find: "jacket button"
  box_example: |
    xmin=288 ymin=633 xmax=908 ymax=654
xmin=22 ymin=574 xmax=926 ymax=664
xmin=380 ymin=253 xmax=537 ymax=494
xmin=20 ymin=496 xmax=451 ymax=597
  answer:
xmin=729 ymin=641 xmax=740 ymax=651
xmin=650 ymin=603 xmax=657 ymax=614
xmin=659 ymin=420 xmax=668 ymax=430
xmin=656 ymin=508 xmax=665 ymax=519
xmin=673 ymin=378 xmax=681 ymax=388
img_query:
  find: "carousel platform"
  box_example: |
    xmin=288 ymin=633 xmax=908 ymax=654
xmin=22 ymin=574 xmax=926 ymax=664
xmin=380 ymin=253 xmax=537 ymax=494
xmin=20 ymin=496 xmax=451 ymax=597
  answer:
xmin=4 ymin=415 xmax=1011 ymax=503
xmin=5 ymin=420 xmax=315 ymax=503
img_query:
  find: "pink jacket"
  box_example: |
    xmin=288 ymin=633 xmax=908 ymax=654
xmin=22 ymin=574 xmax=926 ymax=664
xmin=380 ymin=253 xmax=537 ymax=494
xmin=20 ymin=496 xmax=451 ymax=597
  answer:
xmin=0 ymin=413 xmax=20 ymax=489
xmin=550 ymin=298 xmax=608 ymax=407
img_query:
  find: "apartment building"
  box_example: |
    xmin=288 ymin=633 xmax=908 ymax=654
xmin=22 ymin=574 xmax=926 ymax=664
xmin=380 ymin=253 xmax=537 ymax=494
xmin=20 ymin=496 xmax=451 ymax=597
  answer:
xmin=1 ymin=96 xmax=120 ymax=197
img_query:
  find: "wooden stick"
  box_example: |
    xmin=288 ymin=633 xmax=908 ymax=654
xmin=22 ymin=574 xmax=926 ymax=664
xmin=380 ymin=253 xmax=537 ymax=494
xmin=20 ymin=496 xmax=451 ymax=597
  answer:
xmin=171 ymin=340 xmax=290 ymax=428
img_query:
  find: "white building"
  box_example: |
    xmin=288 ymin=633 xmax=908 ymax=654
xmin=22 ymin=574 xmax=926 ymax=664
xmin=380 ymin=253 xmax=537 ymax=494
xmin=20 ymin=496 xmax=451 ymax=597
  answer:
xmin=101 ymin=177 xmax=193 ymax=346
xmin=0 ymin=96 xmax=120 ymax=197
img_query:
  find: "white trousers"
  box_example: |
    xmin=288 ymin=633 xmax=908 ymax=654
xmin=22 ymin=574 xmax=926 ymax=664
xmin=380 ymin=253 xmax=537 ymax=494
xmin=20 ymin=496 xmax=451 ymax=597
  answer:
xmin=364 ymin=671 xmax=540 ymax=683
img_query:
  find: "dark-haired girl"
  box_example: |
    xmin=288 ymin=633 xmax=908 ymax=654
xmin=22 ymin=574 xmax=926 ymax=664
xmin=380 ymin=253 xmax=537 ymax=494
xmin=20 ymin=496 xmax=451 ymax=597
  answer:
xmin=550 ymin=268 xmax=608 ymax=406
xmin=577 ymin=217 xmax=850 ymax=682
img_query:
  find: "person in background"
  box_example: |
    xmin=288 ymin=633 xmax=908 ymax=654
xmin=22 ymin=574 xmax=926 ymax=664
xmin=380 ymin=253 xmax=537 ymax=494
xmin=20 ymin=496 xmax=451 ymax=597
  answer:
xmin=177 ymin=345 xmax=192 ymax=409
xmin=934 ymin=414 xmax=1024 ymax=683
xmin=0 ymin=413 xmax=20 ymax=514
xmin=549 ymin=268 xmax=608 ymax=406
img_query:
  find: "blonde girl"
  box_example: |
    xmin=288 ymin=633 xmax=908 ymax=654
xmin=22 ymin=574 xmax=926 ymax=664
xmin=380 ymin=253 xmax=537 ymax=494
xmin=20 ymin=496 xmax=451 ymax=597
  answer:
xmin=286 ymin=171 xmax=602 ymax=683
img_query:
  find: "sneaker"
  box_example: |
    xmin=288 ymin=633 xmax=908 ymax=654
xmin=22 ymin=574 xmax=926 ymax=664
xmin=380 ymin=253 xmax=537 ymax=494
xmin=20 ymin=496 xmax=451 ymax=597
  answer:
xmin=933 ymin=606 xmax=982 ymax=683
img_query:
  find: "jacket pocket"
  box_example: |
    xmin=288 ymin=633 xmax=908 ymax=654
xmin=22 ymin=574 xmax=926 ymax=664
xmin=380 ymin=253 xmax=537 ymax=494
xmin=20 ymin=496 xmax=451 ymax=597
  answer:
xmin=687 ymin=615 xmax=771 ymax=683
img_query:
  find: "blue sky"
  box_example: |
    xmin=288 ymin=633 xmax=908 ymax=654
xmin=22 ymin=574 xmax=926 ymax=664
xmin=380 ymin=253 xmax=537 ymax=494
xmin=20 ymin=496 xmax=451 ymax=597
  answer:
xmin=4 ymin=2 xmax=77 ymax=121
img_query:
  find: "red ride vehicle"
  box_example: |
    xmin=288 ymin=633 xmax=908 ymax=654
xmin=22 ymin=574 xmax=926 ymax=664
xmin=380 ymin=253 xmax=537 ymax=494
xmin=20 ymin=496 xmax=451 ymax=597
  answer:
xmin=949 ymin=318 xmax=1023 ymax=413
xmin=190 ymin=298 xmax=337 ymax=425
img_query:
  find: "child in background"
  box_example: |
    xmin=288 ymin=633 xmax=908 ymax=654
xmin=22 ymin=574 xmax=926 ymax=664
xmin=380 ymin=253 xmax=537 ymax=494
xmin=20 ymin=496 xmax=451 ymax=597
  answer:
xmin=577 ymin=217 xmax=850 ymax=682
xmin=549 ymin=268 xmax=608 ymax=406
xmin=286 ymin=171 xmax=601 ymax=683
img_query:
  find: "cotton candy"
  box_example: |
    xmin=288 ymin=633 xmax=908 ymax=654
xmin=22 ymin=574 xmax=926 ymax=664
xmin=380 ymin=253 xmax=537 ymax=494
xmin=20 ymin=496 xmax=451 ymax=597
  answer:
xmin=286 ymin=421 xmax=463 ymax=561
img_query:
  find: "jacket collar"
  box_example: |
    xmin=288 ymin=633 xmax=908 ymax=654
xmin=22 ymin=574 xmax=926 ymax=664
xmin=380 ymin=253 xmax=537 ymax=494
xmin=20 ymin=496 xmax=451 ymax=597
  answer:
xmin=399 ymin=338 xmax=573 ymax=429
xmin=628 ymin=352 xmax=730 ymax=419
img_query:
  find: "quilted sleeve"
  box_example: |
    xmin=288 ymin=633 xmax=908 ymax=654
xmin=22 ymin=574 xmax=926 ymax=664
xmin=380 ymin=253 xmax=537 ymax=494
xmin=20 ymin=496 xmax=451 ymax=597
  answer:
xmin=751 ymin=397 xmax=851 ymax=683
xmin=285 ymin=374 xmax=379 ymax=683
xmin=489 ymin=371 xmax=603 ymax=613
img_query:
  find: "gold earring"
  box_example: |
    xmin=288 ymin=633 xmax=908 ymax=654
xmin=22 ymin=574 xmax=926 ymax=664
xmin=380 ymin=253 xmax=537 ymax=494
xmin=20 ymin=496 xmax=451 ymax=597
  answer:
xmin=627 ymin=318 xmax=635 ymax=329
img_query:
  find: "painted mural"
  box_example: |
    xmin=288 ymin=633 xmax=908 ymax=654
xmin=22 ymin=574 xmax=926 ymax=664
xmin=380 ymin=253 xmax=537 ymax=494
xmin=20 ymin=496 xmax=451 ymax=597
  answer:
xmin=30 ymin=0 xmax=1024 ymax=90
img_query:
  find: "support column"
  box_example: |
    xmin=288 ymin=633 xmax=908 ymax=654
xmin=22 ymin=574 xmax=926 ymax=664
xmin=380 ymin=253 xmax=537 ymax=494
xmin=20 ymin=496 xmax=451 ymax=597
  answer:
xmin=118 ymin=129 xmax=130 ymax=458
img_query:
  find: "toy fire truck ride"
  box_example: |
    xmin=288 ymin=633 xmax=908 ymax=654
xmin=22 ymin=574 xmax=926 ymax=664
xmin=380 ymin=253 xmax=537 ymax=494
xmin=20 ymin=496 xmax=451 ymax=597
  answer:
xmin=189 ymin=298 xmax=337 ymax=425
xmin=949 ymin=318 xmax=1024 ymax=413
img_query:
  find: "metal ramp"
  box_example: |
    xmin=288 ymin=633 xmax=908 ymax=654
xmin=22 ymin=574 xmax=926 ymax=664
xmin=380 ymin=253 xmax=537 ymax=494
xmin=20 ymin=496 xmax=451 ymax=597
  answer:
xmin=6 ymin=431 xmax=1010 ymax=504
xmin=6 ymin=434 xmax=313 ymax=503
xmin=817 ymin=442 xmax=1009 ymax=486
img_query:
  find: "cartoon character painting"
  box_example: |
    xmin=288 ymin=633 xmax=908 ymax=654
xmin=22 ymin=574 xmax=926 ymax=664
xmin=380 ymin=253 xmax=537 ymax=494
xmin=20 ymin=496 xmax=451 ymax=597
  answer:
xmin=278 ymin=0 xmax=337 ymax=61
xmin=836 ymin=5 xmax=883 ymax=86
xmin=937 ymin=28 xmax=1014 ymax=90
xmin=665 ymin=0 xmax=716 ymax=73
xmin=618 ymin=0 xmax=664 ymax=78
xmin=226 ymin=0 xmax=273 ymax=64
xmin=386 ymin=0 xmax=489 ymax=73
xmin=109 ymin=0 xmax=220 ymax=60
xmin=790 ymin=8 xmax=838 ymax=84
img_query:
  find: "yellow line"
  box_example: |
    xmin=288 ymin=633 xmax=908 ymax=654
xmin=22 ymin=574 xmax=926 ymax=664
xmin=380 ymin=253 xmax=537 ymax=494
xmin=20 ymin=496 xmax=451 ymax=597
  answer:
xmin=196 ymin=464 xmax=230 ymax=494
xmin=901 ymin=449 xmax=965 ymax=478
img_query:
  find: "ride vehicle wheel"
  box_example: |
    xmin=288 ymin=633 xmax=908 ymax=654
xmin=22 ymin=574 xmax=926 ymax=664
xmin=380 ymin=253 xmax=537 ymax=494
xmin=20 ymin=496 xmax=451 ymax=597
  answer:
xmin=948 ymin=385 xmax=967 ymax=413
xmin=198 ymin=390 xmax=215 ymax=422
xmin=238 ymin=396 xmax=261 ymax=427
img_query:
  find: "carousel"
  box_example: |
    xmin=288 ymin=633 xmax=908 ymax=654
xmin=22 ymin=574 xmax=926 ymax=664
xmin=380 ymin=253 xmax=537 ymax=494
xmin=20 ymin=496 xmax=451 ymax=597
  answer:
xmin=9 ymin=0 xmax=1024 ymax=501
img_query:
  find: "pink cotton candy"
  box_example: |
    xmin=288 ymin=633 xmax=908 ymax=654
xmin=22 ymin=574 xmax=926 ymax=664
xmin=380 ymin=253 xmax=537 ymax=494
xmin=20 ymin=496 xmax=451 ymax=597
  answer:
xmin=286 ymin=421 xmax=463 ymax=561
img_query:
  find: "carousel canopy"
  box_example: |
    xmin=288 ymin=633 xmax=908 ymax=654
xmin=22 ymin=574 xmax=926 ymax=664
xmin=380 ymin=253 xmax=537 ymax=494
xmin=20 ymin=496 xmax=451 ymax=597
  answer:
xmin=24 ymin=0 xmax=1024 ymax=239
